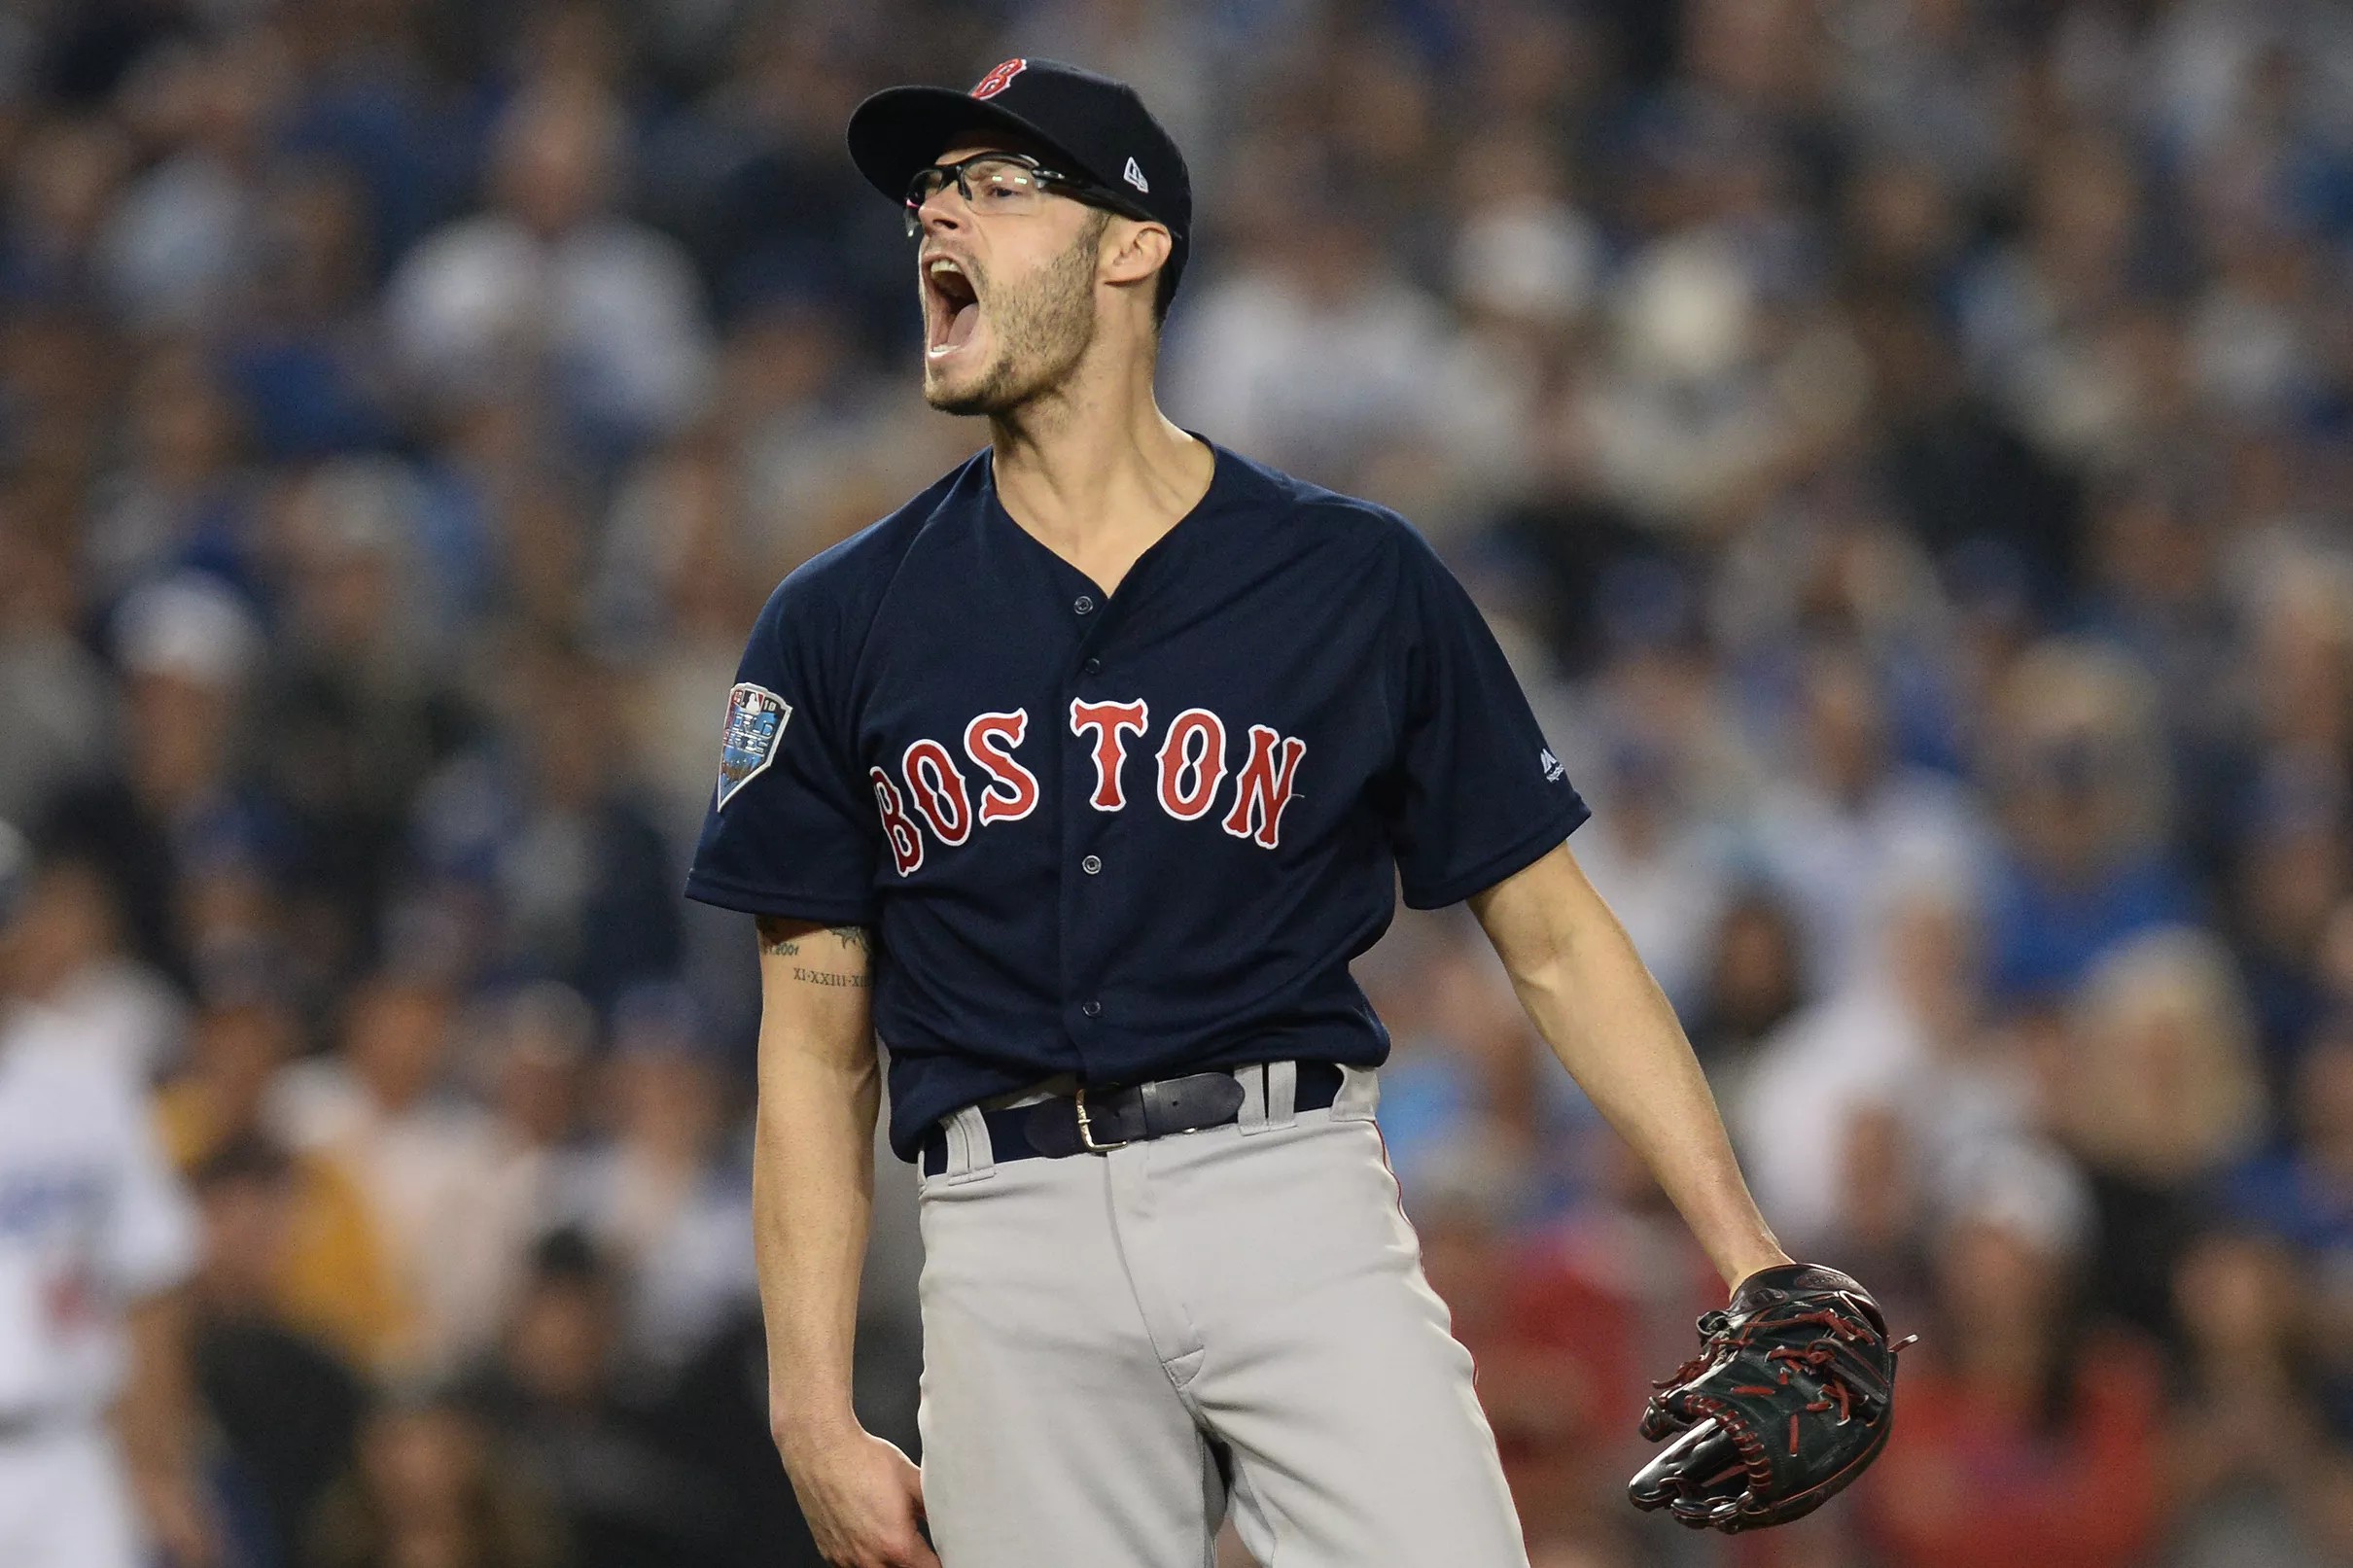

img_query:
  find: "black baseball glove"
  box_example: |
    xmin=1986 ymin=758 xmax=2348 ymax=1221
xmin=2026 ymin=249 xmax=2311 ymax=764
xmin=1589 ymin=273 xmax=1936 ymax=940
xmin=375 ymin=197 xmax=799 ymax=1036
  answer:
xmin=1628 ymin=1262 xmax=1914 ymax=1533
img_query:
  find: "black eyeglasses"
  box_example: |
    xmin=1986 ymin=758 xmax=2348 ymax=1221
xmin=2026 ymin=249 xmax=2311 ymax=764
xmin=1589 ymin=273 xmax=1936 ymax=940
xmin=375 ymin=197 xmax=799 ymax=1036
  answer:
xmin=903 ymin=151 xmax=1154 ymax=238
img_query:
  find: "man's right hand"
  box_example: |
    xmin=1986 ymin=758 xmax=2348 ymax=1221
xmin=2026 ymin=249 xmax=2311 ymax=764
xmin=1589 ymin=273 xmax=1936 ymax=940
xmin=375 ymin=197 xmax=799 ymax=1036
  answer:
xmin=780 ymin=1424 xmax=942 ymax=1568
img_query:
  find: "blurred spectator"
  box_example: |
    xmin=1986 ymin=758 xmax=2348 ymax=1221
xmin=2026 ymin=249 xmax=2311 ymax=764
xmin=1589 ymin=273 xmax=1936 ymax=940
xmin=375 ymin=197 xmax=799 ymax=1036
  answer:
xmin=1680 ymin=887 xmax=1808 ymax=1076
xmin=0 ymin=525 xmax=113 ymax=827
xmin=460 ymin=1229 xmax=738 ymax=1568
xmin=2222 ymin=1017 xmax=2353 ymax=1439
xmin=2054 ymin=928 xmax=2266 ymax=1343
xmin=2224 ymin=548 xmax=2353 ymax=1061
xmin=1982 ymin=640 xmax=2198 ymax=1001
xmin=2227 ymin=784 xmax=2349 ymax=1076
xmin=271 ymin=975 xmax=511 ymax=1376
xmin=1732 ymin=871 xmax=2023 ymax=1258
xmin=1428 ymin=128 xmax=1604 ymax=507
xmin=0 ymin=116 xmax=132 ymax=305
xmin=0 ymin=844 xmax=184 ymax=1084
xmin=218 ymin=162 xmax=399 ymax=461
xmin=1856 ymin=291 xmax=2086 ymax=612
xmin=471 ymin=981 xmax=592 ymax=1182
xmin=37 ymin=574 xmax=285 ymax=985
xmin=660 ymin=17 xmax=898 ymax=335
xmin=84 ymin=354 xmax=262 ymax=601
xmin=1861 ymin=1143 xmax=2165 ymax=1568
xmin=157 ymin=996 xmax=405 ymax=1368
xmin=385 ymin=78 xmax=713 ymax=458
xmin=1580 ymin=124 xmax=1863 ymax=538
xmin=258 ymin=457 xmax=473 ymax=968
xmin=408 ymin=638 xmax=684 ymax=1011
xmin=552 ymin=985 xmax=755 ymax=1379
xmin=0 ymin=818 xmax=215 ymax=1568
xmin=2076 ymin=478 xmax=2235 ymax=755
xmin=2162 ymin=1231 xmax=2336 ymax=1568
xmin=98 ymin=31 xmax=289 ymax=333
xmin=1748 ymin=644 xmax=1991 ymax=992
xmin=308 ymin=1393 xmax=563 ymax=1568
xmin=451 ymin=981 xmax=595 ymax=1363
xmin=187 ymin=1134 xmax=369 ymax=1568
xmin=1163 ymin=161 xmax=1460 ymax=505
xmin=1957 ymin=130 xmax=2152 ymax=472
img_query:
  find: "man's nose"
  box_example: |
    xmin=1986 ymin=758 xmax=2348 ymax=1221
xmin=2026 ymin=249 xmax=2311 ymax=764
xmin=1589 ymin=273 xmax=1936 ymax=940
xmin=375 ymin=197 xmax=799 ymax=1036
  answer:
xmin=916 ymin=187 xmax=969 ymax=237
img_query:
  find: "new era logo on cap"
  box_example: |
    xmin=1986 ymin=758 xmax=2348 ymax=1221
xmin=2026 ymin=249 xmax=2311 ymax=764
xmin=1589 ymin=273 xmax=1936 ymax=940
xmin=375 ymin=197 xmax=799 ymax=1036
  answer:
xmin=971 ymin=58 xmax=1027 ymax=99
xmin=1123 ymin=157 xmax=1149 ymax=192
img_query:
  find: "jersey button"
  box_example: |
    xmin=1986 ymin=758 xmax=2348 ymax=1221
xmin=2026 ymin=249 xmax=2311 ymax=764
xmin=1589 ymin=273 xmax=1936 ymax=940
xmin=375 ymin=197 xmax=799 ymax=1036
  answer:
xmin=1081 ymin=854 xmax=1103 ymax=875
xmin=1073 ymin=594 xmax=1096 ymax=615
xmin=1083 ymin=656 xmax=1102 ymax=675
xmin=1082 ymin=999 xmax=1103 ymax=1018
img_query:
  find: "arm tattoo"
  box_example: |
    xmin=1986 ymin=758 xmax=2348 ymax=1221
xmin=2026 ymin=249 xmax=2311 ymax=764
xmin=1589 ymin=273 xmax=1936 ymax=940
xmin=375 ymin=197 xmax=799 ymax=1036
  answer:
xmin=790 ymin=966 xmax=870 ymax=988
xmin=757 ymin=918 xmax=873 ymax=984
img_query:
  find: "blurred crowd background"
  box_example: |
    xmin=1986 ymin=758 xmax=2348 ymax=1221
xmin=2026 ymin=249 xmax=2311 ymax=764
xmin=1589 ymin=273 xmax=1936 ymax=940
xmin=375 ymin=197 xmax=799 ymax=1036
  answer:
xmin=4 ymin=0 xmax=2353 ymax=1565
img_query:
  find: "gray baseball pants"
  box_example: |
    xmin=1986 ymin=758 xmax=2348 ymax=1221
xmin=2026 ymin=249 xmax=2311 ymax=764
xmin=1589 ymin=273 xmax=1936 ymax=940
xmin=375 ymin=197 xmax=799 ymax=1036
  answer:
xmin=914 ymin=1062 xmax=1532 ymax=1567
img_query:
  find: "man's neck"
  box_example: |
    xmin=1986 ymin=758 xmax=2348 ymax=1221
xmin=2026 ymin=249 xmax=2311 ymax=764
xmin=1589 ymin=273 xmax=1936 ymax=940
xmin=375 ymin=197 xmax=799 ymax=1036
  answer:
xmin=985 ymin=352 xmax=1215 ymax=596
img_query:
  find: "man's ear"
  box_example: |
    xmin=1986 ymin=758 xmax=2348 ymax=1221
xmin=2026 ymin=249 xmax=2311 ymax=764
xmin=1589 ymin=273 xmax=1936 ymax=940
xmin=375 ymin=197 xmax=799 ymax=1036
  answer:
xmin=1101 ymin=219 xmax=1172 ymax=296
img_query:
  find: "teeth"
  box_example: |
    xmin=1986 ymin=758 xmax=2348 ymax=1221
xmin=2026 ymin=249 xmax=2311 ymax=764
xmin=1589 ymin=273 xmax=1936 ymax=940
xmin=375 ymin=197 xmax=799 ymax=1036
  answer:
xmin=930 ymin=259 xmax=962 ymax=276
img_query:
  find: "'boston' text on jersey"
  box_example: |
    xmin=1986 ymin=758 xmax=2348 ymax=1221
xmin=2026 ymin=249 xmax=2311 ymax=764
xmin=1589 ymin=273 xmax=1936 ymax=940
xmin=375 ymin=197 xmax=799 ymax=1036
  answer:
xmin=870 ymin=701 xmax=1306 ymax=876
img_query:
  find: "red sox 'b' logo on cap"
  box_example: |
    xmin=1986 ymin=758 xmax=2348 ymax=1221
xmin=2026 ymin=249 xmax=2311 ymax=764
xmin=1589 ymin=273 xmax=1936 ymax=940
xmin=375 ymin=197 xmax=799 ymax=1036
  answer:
xmin=971 ymin=58 xmax=1027 ymax=99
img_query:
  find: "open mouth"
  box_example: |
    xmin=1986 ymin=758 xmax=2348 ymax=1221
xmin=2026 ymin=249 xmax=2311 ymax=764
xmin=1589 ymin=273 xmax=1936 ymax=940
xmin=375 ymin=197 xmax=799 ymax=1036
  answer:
xmin=925 ymin=255 xmax=982 ymax=360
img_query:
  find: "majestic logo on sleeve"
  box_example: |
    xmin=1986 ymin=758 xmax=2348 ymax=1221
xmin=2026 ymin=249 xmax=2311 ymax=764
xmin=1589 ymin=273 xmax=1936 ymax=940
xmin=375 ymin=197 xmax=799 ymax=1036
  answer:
xmin=716 ymin=683 xmax=791 ymax=810
xmin=866 ymin=700 xmax=1308 ymax=876
xmin=1540 ymin=747 xmax=1565 ymax=784
xmin=970 ymin=58 xmax=1027 ymax=98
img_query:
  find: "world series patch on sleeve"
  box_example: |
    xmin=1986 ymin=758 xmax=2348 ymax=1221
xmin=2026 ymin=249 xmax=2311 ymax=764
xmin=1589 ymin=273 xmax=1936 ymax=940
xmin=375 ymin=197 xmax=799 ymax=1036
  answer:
xmin=717 ymin=682 xmax=791 ymax=810
xmin=1629 ymin=1263 xmax=1915 ymax=1532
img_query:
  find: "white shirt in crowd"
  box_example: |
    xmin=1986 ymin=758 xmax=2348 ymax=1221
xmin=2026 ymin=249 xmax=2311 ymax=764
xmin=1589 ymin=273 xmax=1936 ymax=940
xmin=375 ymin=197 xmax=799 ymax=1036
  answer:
xmin=268 ymin=1057 xmax=511 ymax=1376
xmin=385 ymin=213 xmax=714 ymax=444
xmin=0 ymin=1006 xmax=197 ymax=1422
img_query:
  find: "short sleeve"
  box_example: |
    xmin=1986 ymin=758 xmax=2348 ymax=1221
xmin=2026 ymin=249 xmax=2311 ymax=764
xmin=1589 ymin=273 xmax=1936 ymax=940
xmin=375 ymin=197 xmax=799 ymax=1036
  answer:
xmin=102 ymin=1082 xmax=198 ymax=1300
xmin=1383 ymin=529 xmax=1590 ymax=908
xmin=685 ymin=575 xmax=882 ymax=923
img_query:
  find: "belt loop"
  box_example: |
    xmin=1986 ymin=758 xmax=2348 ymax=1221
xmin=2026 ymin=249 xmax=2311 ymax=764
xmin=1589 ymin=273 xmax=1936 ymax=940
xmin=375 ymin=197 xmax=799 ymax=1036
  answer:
xmin=1334 ymin=1062 xmax=1381 ymax=1120
xmin=1236 ymin=1063 xmax=1270 ymax=1133
xmin=941 ymin=1105 xmax=997 ymax=1184
xmin=1264 ymin=1060 xmax=1298 ymax=1130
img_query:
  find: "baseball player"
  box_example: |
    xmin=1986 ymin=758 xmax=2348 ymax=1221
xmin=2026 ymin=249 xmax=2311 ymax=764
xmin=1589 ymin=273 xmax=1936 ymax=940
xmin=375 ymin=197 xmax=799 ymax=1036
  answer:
xmin=0 ymin=821 xmax=214 ymax=1568
xmin=688 ymin=58 xmax=1902 ymax=1568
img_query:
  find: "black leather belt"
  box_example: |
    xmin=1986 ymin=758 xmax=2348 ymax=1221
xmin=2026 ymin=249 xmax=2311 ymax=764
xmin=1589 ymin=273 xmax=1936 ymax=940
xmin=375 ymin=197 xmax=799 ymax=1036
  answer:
xmin=922 ymin=1062 xmax=1346 ymax=1175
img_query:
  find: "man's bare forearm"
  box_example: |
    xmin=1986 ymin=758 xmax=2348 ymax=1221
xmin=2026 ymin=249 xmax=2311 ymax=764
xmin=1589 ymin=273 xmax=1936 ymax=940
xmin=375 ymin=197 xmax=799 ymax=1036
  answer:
xmin=1471 ymin=845 xmax=1789 ymax=1289
xmin=116 ymin=1289 xmax=219 ymax=1567
xmin=753 ymin=916 xmax=883 ymax=1451
xmin=115 ymin=1290 xmax=199 ymax=1478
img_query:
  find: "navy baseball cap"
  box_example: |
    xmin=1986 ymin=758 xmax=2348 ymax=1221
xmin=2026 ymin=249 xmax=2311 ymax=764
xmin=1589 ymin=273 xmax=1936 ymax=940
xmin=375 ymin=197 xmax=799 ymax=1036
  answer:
xmin=847 ymin=57 xmax=1193 ymax=304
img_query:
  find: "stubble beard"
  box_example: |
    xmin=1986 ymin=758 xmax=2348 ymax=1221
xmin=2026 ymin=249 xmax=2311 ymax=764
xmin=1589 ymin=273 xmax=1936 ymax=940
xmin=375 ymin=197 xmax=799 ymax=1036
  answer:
xmin=924 ymin=224 xmax=1102 ymax=418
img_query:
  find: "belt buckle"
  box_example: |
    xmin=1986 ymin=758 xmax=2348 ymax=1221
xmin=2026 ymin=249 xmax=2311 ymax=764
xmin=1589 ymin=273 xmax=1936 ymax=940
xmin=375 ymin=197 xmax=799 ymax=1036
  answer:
xmin=1072 ymin=1086 xmax=1128 ymax=1153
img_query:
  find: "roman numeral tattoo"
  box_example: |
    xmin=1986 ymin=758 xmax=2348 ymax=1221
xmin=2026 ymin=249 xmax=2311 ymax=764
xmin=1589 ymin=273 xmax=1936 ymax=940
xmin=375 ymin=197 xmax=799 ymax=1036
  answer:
xmin=757 ymin=919 xmax=874 ymax=984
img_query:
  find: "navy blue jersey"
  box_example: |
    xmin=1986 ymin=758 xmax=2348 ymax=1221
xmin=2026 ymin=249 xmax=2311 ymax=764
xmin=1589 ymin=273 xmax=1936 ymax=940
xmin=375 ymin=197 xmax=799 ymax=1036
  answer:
xmin=685 ymin=440 xmax=1588 ymax=1159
